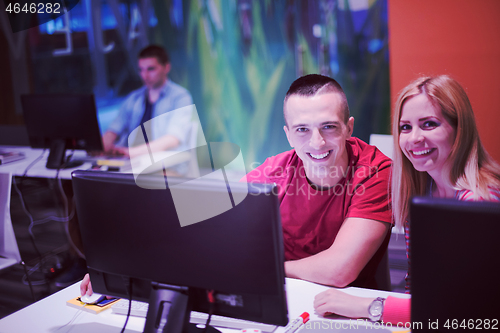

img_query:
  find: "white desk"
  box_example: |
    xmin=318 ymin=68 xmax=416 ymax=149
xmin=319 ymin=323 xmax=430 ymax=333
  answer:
xmin=0 ymin=146 xmax=92 ymax=180
xmin=0 ymin=278 xmax=409 ymax=333
xmin=0 ymin=146 xmax=193 ymax=180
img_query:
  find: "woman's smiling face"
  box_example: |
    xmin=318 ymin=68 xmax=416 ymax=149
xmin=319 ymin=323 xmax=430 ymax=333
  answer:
xmin=399 ymin=93 xmax=456 ymax=176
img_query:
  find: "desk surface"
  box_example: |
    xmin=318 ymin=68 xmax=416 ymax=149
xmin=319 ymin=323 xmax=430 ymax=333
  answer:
xmin=0 ymin=146 xmax=192 ymax=180
xmin=0 ymin=146 xmax=92 ymax=179
xmin=0 ymin=278 xmax=409 ymax=333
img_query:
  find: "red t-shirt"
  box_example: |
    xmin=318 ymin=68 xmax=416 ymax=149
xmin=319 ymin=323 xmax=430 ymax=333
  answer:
xmin=245 ymin=137 xmax=392 ymax=288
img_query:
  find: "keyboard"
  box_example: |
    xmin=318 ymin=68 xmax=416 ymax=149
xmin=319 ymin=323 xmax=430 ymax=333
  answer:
xmin=111 ymin=299 xmax=277 ymax=332
xmin=0 ymin=151 xmax=25 ymax=165
xmin=111 ymin=299 xmax=149 ymax=317
xmin=85 ymin=155 xmax=130 ymax=167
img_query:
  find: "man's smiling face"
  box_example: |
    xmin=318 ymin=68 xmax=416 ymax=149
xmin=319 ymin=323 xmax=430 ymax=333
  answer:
xmin=283 ymin=92 xmax=354 ymax=186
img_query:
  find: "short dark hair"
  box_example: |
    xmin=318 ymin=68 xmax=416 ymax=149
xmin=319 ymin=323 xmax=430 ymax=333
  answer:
xmin=284 ymin=74 xmax=350 ymax=125
xmin=138 ymin=45 xmax=170 ymax=65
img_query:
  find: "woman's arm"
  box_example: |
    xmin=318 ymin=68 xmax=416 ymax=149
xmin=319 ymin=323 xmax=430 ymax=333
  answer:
xmin=314 ymin=289 xmax=411 ymax=325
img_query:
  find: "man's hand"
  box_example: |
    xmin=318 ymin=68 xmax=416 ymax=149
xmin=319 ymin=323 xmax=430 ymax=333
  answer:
xmin=80 ymin=273 xmax=93 ymax=296
xmin=112 ymin=146 xmax=130 ymax=157
xmin=314 ymin=288 xmax=373 ymax=318
xmin=127 ymin=134 xmax=180 ymax=159
xmin=102 ymin=131 xmax=118 ymax=153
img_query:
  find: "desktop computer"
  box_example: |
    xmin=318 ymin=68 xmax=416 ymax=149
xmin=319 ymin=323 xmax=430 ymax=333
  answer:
xmin=21 ymin=94 xmax=103 ymax=169
xmin=72 ymin=170 xmax=289 ymax=333
xmin=410 ymin=196 xmax=500 ymax=330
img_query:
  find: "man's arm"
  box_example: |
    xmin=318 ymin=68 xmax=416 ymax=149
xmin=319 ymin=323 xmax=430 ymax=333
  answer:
xmin=105 ymin=91 xmax=140 ymax=150
xmin=124 ymin=106 xmax=192 ymax=158
xmin=122 ymin=91 xmax=194 ymax=157
xmin=285 ymin=217 xmax=390 ymax=287
xmin=125 ymin=134 xmax=180 ymax=158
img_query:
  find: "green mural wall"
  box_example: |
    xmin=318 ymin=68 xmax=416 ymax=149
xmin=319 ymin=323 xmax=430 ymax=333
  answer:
xmin=151 ymin=0 xmax=390 ymax=171
xmin=4 ymin=0 xmax=389 ymax=172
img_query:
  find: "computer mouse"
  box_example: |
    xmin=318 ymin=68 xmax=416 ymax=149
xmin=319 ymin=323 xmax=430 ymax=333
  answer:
xmin=80 ymin=292 xmax=104 ymax=304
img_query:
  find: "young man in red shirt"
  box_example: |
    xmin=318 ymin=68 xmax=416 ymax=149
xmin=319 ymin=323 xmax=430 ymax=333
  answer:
xmin=80 ymin=74 xmax=392 ymax=296
xmin=245 ymin=74 xmax=392 ymax=289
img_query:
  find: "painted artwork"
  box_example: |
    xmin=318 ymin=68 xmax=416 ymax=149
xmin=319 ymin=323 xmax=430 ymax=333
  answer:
xmin=3 ymin=0 xmax=390 ymax=171
xmin=160 ymin=0 xmax=390 ymax=169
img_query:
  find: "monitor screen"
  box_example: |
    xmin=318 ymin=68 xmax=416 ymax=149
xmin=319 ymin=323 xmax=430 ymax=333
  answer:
xmin=21 ymin=94 xmax=103 ymax=169
xmin=410 ymin=196 xmax=500 ymax=329
xmin=72 ymin=170 xmax=288 ymax=332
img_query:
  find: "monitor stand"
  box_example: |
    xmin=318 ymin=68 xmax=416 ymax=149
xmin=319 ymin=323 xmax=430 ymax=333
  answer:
xmin=145 ymin=283 xmax=221 ymax=333
xmin=46 ymin=139 xmax=84 ymax=169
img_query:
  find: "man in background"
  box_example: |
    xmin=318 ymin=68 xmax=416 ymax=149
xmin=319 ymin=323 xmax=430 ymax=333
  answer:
xmin=103 ymin=44 xmax=193 ymax=159
xmin=56 ymin=45 xmax=194 ymax=288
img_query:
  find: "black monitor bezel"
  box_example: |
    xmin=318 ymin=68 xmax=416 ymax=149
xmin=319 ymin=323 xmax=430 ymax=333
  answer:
xmin=410 ymin=196 xmax=500 ymax=326
xmin=72 ymin=170 xmax=288 ymax=330
xmin=21 ymin=94 xmax=103 ymax=169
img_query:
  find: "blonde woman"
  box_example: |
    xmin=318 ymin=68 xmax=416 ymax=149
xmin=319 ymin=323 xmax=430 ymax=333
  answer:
xmin=313 ymin=75 xmax=500 ymax=323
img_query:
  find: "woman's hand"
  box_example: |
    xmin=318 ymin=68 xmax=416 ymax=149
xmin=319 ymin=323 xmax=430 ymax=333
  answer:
xmin=314 ymin=288 xmax=374 ymax=319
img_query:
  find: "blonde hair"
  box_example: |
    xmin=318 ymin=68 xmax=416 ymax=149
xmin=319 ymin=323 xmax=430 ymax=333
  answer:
xmin=391 ymin=75 xmax=500 ymax=229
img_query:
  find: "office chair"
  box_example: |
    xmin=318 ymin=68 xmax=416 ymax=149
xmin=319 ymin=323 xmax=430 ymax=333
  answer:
xmin=369 ymin=134 xmax=396 ymax=291
xmin=369 ymin=134 xmax=393 ymax=160
xmin=374 ymin=249 xmax=391 ymax=291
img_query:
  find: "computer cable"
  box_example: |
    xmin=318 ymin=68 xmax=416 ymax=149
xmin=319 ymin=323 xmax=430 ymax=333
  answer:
xmin=120 ymin=277 xmax=133 ymax=333
xmin=31 ymin=205 xmax=76 ymax=225
xmin=15 ymin=149 xmax=77 ymax=227
xmin=56 ymin=298 xmax=87 ymax=330
xmin=55 ymin=151 xmax=85 ymax=259
xmin=13 ymin=148 xmax=49 ymax=262
xmin=20 ymin=246 xmax=68 ymax=286
xmin=20 ymin=261 xmax=36 ymax=302
xmin=21 ymin=149 xmax=46 ymax=178
xmin=18 ymin=149 xmax=82 ymax=260
xmin=12 ymin=176 xmax=43 ymax=261
xmin=13 ymin=148 xmax=77 ymax=292
xmin=21 ymin=259 xmax=50 ymax=286
xmin=13 ymin=161 xmax=76 ymax=258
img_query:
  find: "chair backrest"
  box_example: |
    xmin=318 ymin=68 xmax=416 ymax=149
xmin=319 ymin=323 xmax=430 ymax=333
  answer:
xmin=0 ymin=173 xmax=22 ymax=271
xmin=369 ymin=134 xmax=393 ymax=160
xmin=373 ymin=248 xmax=391 ymax=291
xmin=369 ymin=135 xmax=403 ymax=233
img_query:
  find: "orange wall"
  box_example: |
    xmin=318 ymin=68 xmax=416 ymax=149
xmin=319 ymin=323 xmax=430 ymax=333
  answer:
xmin=388 ymin=0 xmax=500 ymax=162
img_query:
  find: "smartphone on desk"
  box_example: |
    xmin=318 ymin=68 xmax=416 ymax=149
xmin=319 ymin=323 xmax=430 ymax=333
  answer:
xmin=77 ymin=296 xmax=119 ymax=307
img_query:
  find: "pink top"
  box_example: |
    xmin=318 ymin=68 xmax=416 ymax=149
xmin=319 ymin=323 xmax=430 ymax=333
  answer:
xmin=382 ymin=296 xmax=411 ymax=325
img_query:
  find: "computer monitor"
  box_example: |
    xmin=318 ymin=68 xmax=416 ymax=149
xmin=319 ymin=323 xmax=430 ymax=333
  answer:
xmin=72 ymin=170 xmax=288 ymax=333
xmin=21 ymin=94 xmax=103 ymax=169
xmin=410 ymin=196 xmax=500 ymax=330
